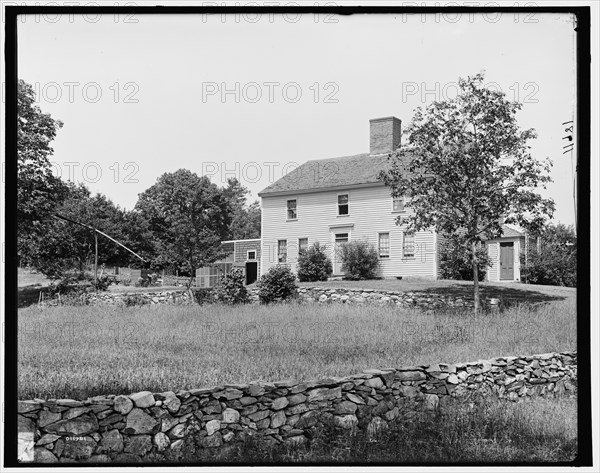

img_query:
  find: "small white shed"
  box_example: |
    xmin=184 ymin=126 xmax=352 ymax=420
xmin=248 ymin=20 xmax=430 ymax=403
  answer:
xmin=486 ymin=225 xmax=533 ymax=282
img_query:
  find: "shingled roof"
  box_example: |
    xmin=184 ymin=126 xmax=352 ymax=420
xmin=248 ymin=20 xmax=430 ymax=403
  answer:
xmin=258 ymin=153 xmax=394 ymax=196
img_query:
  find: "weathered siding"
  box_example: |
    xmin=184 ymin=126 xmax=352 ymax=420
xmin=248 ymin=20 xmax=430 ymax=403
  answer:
xmin=234 ymin=240 xmax=261 ymax=276
xmin=260 ymin=185 xmax=437 ymax=278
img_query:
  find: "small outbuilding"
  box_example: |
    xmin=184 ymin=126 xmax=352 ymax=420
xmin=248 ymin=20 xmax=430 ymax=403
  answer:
xmin=195 ymin=239 xmax=261 ymax=288
xmin=486 ymin=225 xmax=538 ymax=282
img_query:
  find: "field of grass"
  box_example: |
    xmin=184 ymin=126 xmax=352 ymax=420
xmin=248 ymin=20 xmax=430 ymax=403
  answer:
xmin=197 ymin=396 xmax=577 ymax=463
xmin=18 ymin=296 xmax=576 ymax=400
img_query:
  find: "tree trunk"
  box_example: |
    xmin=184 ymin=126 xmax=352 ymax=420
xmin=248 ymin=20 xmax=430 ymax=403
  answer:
xmin=472 ymin=240 xmax=480 ymax=314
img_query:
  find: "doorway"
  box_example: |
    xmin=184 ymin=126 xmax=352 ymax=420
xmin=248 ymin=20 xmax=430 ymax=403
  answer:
xmin=499 ymin=242 xmax=514 ymax=280
xmin=332 ymin=232 xmax=349 ymax=275
xmin=245 ymin=262 xmax=258 ymax=285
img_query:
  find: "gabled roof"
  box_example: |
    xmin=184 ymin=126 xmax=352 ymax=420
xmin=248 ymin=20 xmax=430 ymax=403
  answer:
xmin=258 ymin=153 xmax=393 ymax=197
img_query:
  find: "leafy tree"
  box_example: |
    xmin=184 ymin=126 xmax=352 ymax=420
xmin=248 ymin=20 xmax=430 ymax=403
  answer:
xmin=379 ymin=73 xmax=554 ymax=311
xmin=135 ymin=169 xmax=232 ymax=285
xmin=17 ymin=79 xmax=68 ymax=261
xmin=26 ymin=183 xmax=132 ymax=280
xmin=223 ymin=178 xmax=261 ymax=240
xmin=339 ymin=240 xmax=380 ymax=280
xmin=520 ymin=223 xmax=576 ymax=287
xmin=297 ymin=242 xmax=333 ymax=282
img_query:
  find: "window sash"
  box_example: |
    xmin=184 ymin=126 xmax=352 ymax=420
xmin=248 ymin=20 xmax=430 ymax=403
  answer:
xmin=403 ymin=232 xmax=415 ymax=258
xmin=338 ymin=194 xmax=349 ymax=215
xmin=287 ymin=199 xmax=297 ymax=219
xmin=378 ymin=233 xmax=390 ymax=257
xmin=392 ymin=196 xmax=405 ymax=212
xmin=278 ymin=240 xmax=287 ymax=263
xmin=298 ymin=238 xmax=308 ymax=254
xmin=247 ymin=251 xmax=256 ymax=260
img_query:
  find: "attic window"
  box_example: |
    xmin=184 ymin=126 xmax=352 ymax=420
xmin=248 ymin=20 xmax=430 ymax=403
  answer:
xmin=338 ymin=194 xmax=349 ymax=215
xmin=287 ymin=199 xmax=297 ymax=220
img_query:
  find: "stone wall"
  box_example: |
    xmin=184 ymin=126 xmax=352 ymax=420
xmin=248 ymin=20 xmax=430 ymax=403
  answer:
xmin=293 ymin=286 xmax=499 ymax=310
xmin=18 ymin=351 xmax=576 ymax=463
xmin=40 ymin=290 xmax=194 ymax=307
xmin=41 ymin=286 xmax=495 ymax=310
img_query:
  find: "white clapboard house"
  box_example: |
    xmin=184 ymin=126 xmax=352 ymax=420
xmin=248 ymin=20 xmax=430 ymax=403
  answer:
xmin=200 ymin=116 xmax=532 ymax=285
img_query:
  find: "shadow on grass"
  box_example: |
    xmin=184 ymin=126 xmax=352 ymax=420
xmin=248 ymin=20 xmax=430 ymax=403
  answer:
xmin=18 ymin=285 xmax=46 ymax=308
xmin=420 ymin=284 xmax=566 ymax=306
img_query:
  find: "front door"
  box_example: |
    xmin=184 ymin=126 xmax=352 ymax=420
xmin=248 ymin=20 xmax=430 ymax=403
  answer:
xmin=499 ymin=242 xmax=514 ymax=280
xmin=245 ymin=262 xmax=258 ymax=285
xmin=332 ymin=232 xmax=349 ymax=275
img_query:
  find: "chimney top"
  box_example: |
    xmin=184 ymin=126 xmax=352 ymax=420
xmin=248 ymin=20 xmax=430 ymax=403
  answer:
xmin=369 ymin=116 xmax=401 ymax=155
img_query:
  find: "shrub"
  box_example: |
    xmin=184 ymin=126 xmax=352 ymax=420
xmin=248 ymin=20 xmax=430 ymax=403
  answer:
xmin=297 ymin=242 xmax=333 ymax=282
xmin=256 ymin=265 xmax=298 ymax=304
xmin=122 ymin=294 xmax=150 ymax=307
xmin=213 ymin=269 xmax=250 ymax=305
xmin=439 ymin=240 xmax=491 ymax=281
xmin=191 ymin=288 xmax=215 ymax=305
xmin=91 ymin=275 xmax=113 ymax=292
xmin=520 ymin=224 xmax=576 ymax=287
xmin=339 ymin=240 xmax=380 ymax=280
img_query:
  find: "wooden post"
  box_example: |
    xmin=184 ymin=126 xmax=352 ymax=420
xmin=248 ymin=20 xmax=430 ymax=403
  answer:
xmin=94 ymin=230 xmax=98 ymax=289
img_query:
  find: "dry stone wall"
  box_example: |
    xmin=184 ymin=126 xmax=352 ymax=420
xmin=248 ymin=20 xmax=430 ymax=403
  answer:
xmin=42 ymin=286 xmax=498 ymax=310
xmin=18 ymin=351 xmax=576 ymax=464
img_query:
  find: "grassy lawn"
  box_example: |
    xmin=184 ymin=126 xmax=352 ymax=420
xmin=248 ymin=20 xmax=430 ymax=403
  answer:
xmin=18 ymin=297 xmax=576 ymax=400
xmin=198 ymin=396 xmax=577 ymax=463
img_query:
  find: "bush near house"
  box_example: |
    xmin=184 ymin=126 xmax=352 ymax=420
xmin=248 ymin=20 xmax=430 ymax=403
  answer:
xmin=213 ymin=268 xmax=250 ymax=305
xmin=520 ymin=224 xmax=576 ymax=287
xmin=439 ymin=240 xmax=491 ymax=282
xmin=339 ymin=240 xmax=380 ymax=280
xmin=297 ymin=242 xmax=333 ymax=282
xmin=256 ymin=265 xmax=298 ymax=304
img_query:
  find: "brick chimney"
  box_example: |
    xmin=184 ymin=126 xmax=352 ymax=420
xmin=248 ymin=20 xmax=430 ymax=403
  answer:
xmin=369 ymin=116 xmax=402 ymax=155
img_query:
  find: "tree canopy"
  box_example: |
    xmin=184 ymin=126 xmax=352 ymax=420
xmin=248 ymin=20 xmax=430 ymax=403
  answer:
xmin=17 ymin=79 xmax=68 ymax=259
xmin=135 ymin=169 xmax=233 ymax=278
xmin=380 ymin=73 xmax=555 ymax=310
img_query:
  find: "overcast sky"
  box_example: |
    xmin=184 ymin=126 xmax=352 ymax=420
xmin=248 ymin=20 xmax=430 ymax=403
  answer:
xmin=17 ymin=10 xmax=577 ymax=225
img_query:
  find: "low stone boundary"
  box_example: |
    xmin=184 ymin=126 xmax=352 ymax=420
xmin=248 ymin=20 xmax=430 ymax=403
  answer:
xmin=18 ymin=351 xmax=576 ymax=463
xmin=39 ymin=286 xmax=494 ymax=310
xmin=293 ymin=286 xmax=499 ymax=310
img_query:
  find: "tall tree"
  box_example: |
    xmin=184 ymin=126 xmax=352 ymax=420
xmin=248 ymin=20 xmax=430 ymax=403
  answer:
xmin=135 ymin=169 xmax=232 ymax=283
xmin=17 ymin=79 xmax=68 ymax=260
xmin=379 ymin=73 xmax=555 ymax=312
xmin=223 ymin=178 xmax=261 ymax=240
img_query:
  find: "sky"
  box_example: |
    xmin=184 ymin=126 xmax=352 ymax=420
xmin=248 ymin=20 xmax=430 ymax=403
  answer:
xmin=16 ymin=10 xmax=578 ymax=225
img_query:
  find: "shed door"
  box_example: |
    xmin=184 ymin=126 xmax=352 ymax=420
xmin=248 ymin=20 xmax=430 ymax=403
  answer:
xmin=499 ymin=242 xmax=514 ymax=280
xmin=245 ymin=262 xmax=258 ymax=285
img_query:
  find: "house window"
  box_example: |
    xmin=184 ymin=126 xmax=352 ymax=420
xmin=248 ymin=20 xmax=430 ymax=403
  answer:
xmin=378 ymin=233 xmax=390 ymax=258
xmin=338 ymin=194 xmax=349 ymax=215
xmin=247 ymin=250 xmax=256 ymax=260
xmin=403 ymin=232 xmax=415 ymax=258
xmin=392 ymin=196 xmax=405 ymax=212
xmin=277 ymin=240 xmax=287 ymax=263
xmin=287 ymin=199 xmax=297 ymax=220
xmin=298 ymin=238 xmax=308 ymax=255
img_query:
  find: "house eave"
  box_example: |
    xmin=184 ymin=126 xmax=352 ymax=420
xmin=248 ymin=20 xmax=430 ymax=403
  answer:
xmin=258 ymin=181 xmax=386 ymax=198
